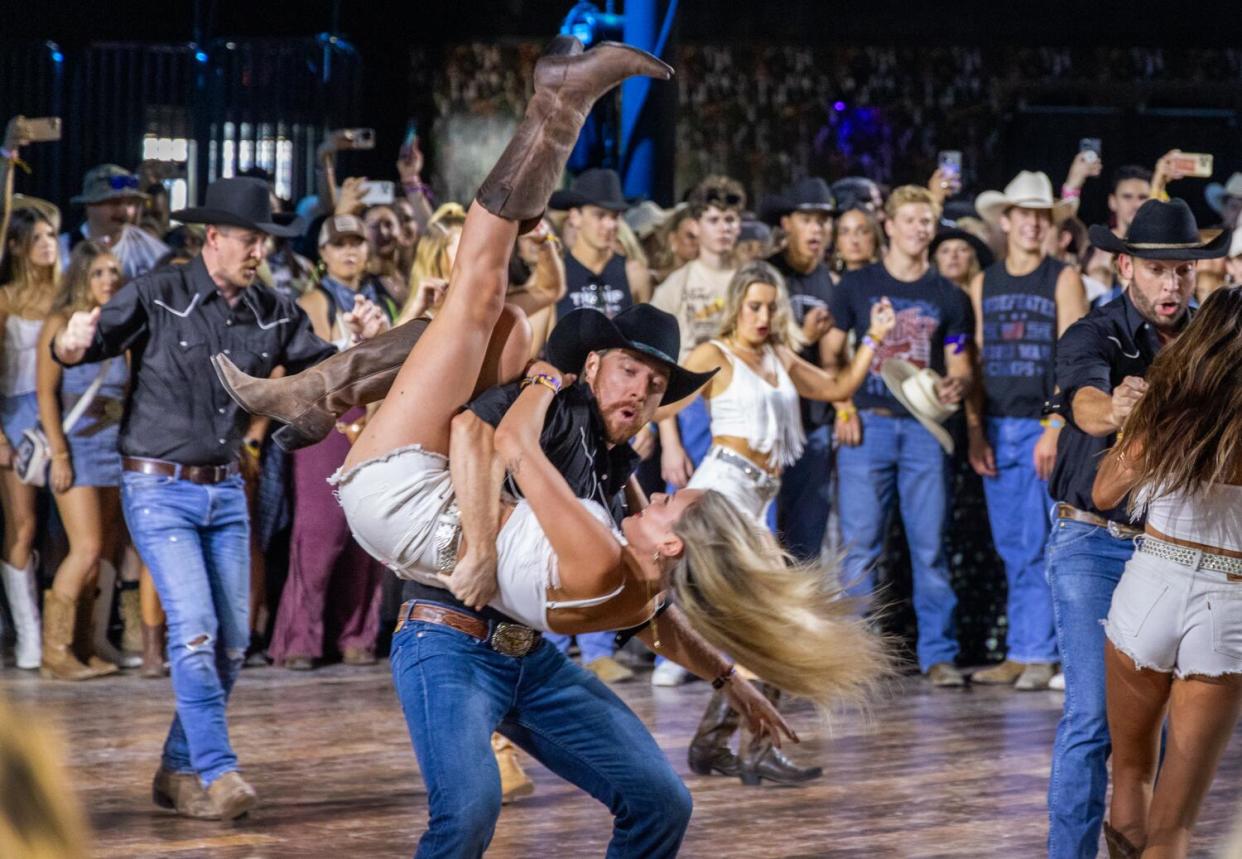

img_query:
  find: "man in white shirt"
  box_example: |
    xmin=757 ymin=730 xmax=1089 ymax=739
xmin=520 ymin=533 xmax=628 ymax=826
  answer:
xmin=60 ymin=164 xmax=169 ymax=279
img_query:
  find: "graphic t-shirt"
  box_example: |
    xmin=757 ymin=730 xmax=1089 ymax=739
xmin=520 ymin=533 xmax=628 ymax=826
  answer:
xmin=980 ymin=256 xmax=1065 ymax=418
xmin=557 ymin=250 xmax=633 ymax=319
xmin=651 ymin=259 xmax=736 ymax=362
xmin=828 ymin=261 xmax=973 ymax=417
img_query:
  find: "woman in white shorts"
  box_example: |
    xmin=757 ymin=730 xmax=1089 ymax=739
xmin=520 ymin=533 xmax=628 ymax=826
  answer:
xmin=1093 ymin=285 xmax=1242 ymax=859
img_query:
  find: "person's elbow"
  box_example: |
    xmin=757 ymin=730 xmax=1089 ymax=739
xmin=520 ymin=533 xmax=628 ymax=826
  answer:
xmin=451 ymin=409 xmax=496 ymax=453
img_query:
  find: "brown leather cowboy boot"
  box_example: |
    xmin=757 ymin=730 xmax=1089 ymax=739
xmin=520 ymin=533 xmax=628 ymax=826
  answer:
xmin=738 ymin=684 xmax=823 ymax=787
xmin=687 ymin=689 xmax=741 ymax=776
xmin=476 ymin=37 xmax=672 ymax=231
xmin=212 ymin=316 xmax=431 ymax=451
xmin=40 ymin=590 xmax=96 ymax=681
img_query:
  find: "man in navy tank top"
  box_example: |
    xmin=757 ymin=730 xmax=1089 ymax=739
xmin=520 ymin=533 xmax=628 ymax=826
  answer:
xmin=965 ymin=171 xmax=1089 ymax=691
xmin=824 ymin=185 xmax=975 ymax=687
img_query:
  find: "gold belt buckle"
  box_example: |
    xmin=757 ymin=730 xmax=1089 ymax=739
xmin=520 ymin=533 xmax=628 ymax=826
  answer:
xmin=490 ymin=622 xmax=539 ymax=657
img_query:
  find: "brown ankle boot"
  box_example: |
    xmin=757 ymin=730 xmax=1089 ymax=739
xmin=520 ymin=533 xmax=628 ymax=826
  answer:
xmin=475 ymin=38 xmax=672 ymax=230
xmin=492 ymin=733 xmax=535 ymax=804
xmin=141 ymin=623 xmax=167 ymax=678
xmin=738 ymin=684 xmax=823 ymax=787
xmin=212 ymin=317 xmax=431 ymax=451
xmin=687 ymin=690 xmax=741 ymax=776
xmin=40 ymin=590 xmax=96 ymax=681
xmin=119 ymin=585 xmax=143 ymax=654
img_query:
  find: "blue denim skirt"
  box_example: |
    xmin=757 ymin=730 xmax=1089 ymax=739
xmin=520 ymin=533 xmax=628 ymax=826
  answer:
xmin=0 ymin=392 xmax=39 ymax=448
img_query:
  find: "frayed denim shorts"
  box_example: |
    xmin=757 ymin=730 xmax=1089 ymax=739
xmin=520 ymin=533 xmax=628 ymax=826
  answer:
xmin=1104 ymin=540 xmax=1242 ymax=678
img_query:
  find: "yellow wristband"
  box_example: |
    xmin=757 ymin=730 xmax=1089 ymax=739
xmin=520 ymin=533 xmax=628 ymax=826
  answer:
xmin=835 ymin=407 xmax=855 ymax=421
xmin=1040 ymin=416 xmax=1066 ymax=429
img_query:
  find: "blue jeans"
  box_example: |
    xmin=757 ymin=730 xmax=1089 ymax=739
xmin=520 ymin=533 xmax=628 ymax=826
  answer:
xmin=544 ymin=630 xmax=615 ymax=663
xmin=1046 ymin=519 xmax=1135 ymax=858
xmin=391 ymin=612 xmax=692 ymax=858
xmin=777 ymin=424 xmax=833 ymax=562
xmin=981 ymin=417 xmax=1057 ymax=663
xmin=837 ymin=413 xmax=957 ymax=671
xmin=121 ymin=472 xmax=251 ymax=785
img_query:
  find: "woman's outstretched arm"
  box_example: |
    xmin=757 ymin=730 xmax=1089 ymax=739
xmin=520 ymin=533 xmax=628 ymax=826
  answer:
xmin=780 ymin=297 xmax=894 ymax=402
xmin=493 ymin=363 xmax=624 ymax=600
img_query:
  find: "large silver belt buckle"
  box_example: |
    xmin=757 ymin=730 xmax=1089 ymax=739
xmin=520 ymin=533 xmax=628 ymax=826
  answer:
xmin=433 ymin=504 xmax=462 ymax=573
xmin=490 ymin=622 xmax=539 ymax=657
xmin=1107 ymin=520 xmax=1134 ymax=540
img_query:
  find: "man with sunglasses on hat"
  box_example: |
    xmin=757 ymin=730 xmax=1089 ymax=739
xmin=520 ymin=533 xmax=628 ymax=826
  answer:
xmin=59 ymin=163 xmax=169 ymax=279
xmin=50 ymin=176 xmax=390 ymax=822
xmin=1044 ymin=198 xmax=1228 ymax=858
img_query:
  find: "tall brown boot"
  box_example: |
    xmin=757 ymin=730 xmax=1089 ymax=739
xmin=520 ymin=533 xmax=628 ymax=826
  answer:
xmin=476 ymin=37 xmax=672 ymax=230
xmin=73 ymin=593 xmax=119 ymax=678
xmin=212 ymin=317 xmax=431 ymax=451
xmin=687 ymin=690 xmax=741 ymax=776
xmin=40 ymin=590 xmax=96 ymax=681
xmin=141 ymin=623 xmax=168 ymax=678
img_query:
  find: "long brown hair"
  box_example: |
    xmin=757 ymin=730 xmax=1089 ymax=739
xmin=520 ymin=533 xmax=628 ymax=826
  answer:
xmin=1122 ymin=285 xmax=1242 ymax=504
xmin=53 ymin=242 xmax=120 ymax=315
xmin=669 ymin=490 xmax=892 ymax=715
xmin=0 ymin=209 xmax=59 ymax=315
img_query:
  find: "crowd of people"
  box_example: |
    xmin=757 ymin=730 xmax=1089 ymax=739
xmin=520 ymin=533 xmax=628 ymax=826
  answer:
xmin=2 ymin=32 xmax=1241 ymax=859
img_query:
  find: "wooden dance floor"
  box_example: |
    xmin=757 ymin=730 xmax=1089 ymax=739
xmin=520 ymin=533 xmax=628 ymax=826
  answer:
xmin=4 ymin=661 xmax=1241 ymax=858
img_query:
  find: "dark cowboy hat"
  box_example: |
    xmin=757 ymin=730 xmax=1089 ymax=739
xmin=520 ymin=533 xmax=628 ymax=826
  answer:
xmin=757 ymin=177 xmax=836 ymax=225
xmin=930 ymin=227 xmax=995 ymax=270
xmin=549 ymin=168 xmax=630 ymax=212
xmin=546 ymin=304 xmax=717 ymax=405
xmin=171 ymin=177 xmax=301 ymax=238
xmin=1088 ymin=198 xmax=1229 ymax=260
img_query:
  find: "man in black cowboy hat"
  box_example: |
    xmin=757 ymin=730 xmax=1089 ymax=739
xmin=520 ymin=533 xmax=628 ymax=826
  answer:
xmin=60 ymin=163 xmax=169 ymax=279
xmin=51 ymin=176 xmax=389 ymax=821
xmin=1044 ymin=197 xmax=1228 ymax=857
xmin=759 ymin=177 xmax=839 ymax=565
xmin=551 ymin=167 xmax=649 ymax=319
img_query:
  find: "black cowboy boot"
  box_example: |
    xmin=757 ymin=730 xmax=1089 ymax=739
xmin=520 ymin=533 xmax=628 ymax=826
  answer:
xmin=687 ymin=690 xmax=741 ymax=776
xmin=738 ymin=684 xmax=823 ymax=786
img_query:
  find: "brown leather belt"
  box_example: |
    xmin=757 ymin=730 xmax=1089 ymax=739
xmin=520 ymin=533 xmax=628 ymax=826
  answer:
xmin=1056 ymin=503 xmax=1141 ymax=539
xmin=122 ymin=456 xmax=240 ymax=485
xmin=395 ymin=600 xmax=542 ymax=658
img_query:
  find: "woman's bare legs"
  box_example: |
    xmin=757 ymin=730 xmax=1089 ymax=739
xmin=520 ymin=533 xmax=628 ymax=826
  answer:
xmin=50 ymin=486 xmax=106 ymax=601
xmin=0 ymin=469 xmax=38 ymax=567
xmin=1105 ymin=642 xmax=1172 ymax=851
xmin=346 ymin=203 xmax=519 ymax=468
xmin=1139 ymin=673 xmax=1242 ymax=858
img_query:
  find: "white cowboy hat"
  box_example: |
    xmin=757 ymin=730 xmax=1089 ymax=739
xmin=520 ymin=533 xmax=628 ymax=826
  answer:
xmin=975 ymin=170 xmax=1074 ymax=225
xmin=880 ymin=359 xmax=959 ymax=454
xmin=1206 ymin=173 xmax=1242 ymax=216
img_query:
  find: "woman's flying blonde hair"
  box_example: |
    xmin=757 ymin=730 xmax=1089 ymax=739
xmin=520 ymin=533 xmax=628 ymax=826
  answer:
xmin=668 ymin=490 xmax=892 ymax=715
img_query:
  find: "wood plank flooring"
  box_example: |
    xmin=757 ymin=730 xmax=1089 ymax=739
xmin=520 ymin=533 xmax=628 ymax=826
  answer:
xmin=3 ymin=661 xmax=1241 ymax=858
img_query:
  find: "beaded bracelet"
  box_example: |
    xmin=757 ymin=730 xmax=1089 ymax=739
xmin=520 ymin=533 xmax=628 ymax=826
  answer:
xmin=521 ymin=373 xmax=561 ymax=395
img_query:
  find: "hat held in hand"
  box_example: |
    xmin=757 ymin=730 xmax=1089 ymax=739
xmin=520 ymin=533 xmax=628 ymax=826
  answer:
xmin=880 ymin=359 xmax=959 ymax=455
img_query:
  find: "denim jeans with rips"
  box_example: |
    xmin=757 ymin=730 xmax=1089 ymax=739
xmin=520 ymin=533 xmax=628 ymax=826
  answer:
xmin=121 ymin=472 xmax=251 ymax=785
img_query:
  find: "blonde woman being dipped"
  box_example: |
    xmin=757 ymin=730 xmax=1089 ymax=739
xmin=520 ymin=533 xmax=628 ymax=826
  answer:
xmin=0 ymin=208 xmax=60 ymax=669
xmin=672 ymin=259 xmax=895 ymax=786
xmin=34 ymin=242 xmax=131 ymax=679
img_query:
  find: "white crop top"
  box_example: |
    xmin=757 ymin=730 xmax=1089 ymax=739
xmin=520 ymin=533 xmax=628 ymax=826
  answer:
xmin=2 ymin=316 xmax=42 ymax=396
xmin=1145 ymin=484 xmax=1242 ymax=553
xmin=490 ymin=497 xmax=628 ymax=630
xmin=704 ymin=340 xmax=804 ymax=469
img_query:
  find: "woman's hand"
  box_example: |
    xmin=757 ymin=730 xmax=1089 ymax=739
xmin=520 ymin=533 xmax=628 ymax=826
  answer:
xmin=50 ymin=456 xmax=73 ymax=493
xmin=724 ymin=678 xmax=798 ymax=748
xmin=335 ymin=176 xmax=367 ymax=216
xmin=341 ymin=295 xmax=391 ymax=343
xmin=660 ymin=437 xmax=694 ymax=488
xmin=867 ymin=297 xmax=896 ymax=341
xmin=407 ymin=278 xmax=448 ymax=319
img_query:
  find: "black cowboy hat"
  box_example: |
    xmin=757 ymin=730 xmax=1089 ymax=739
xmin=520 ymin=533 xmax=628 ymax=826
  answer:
xmin=757 ymin=177 xmax=836 ymax=225
xmin=1088 ymin=198 xmax=1229 ymax=260
xmin=930 ymin=227 xmax=995 ymax=270
xmin=171 ymin=177 xmax=301 ymax=238
xmin=546 ymin=304 xmax=717 ymax=405
xmin=549 ymin=168 xmax=630 ymax=212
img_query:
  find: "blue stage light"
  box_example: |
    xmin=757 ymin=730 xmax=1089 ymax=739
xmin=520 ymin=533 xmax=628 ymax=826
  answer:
xmin=46 ymin=41 xmax=64 ymax=63
xmin=560 ymin=1 xmax=624 ymax=48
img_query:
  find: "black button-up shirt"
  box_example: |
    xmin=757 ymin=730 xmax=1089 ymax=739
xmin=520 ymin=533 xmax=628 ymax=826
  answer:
xmin=1050 ymin=290 xmax=1189 ymax=520
xmin=468 ymin=380 xmax=640 ymax=525
xmin=57 ymin=256 xmax=335 ymax=465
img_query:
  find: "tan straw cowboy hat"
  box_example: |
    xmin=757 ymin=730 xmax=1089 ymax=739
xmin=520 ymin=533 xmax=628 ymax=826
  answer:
xmin=880 ymin=359 xmax=959 ymax=455
xmin=975 ymin=170 xmax=1074 ymax=225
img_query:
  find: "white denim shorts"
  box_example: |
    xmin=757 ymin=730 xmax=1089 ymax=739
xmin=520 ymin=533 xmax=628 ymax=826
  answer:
xmin=687 ymin=446 xmax=780 ymax=524
xmin=329 ymin=444 xmax=460 ymax=587
xmin=1104 ymin=543 xmax=1242 ymax=678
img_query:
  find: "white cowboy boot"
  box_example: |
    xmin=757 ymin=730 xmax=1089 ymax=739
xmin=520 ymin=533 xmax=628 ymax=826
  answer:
xmin=1 ymin=554 xmax=42 ymax=669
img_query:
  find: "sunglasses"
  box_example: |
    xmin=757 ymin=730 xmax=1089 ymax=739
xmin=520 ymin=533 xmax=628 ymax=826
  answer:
xmin=703 ymin=189 xmax=744 ymax=208
xmin=105 ymin=175 xmax=141 ymax=191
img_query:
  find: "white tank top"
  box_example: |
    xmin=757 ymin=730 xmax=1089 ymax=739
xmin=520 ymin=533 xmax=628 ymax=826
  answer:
xmin=1145 ymin=484 xmax=1242 ymax=553
xmin=705 ymin=340 xmax=804 ymax=469
xmin=491 ymin=497 xmax=628 ymax=630
xmin=2 ymin=316 xmax=43 ymax=396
